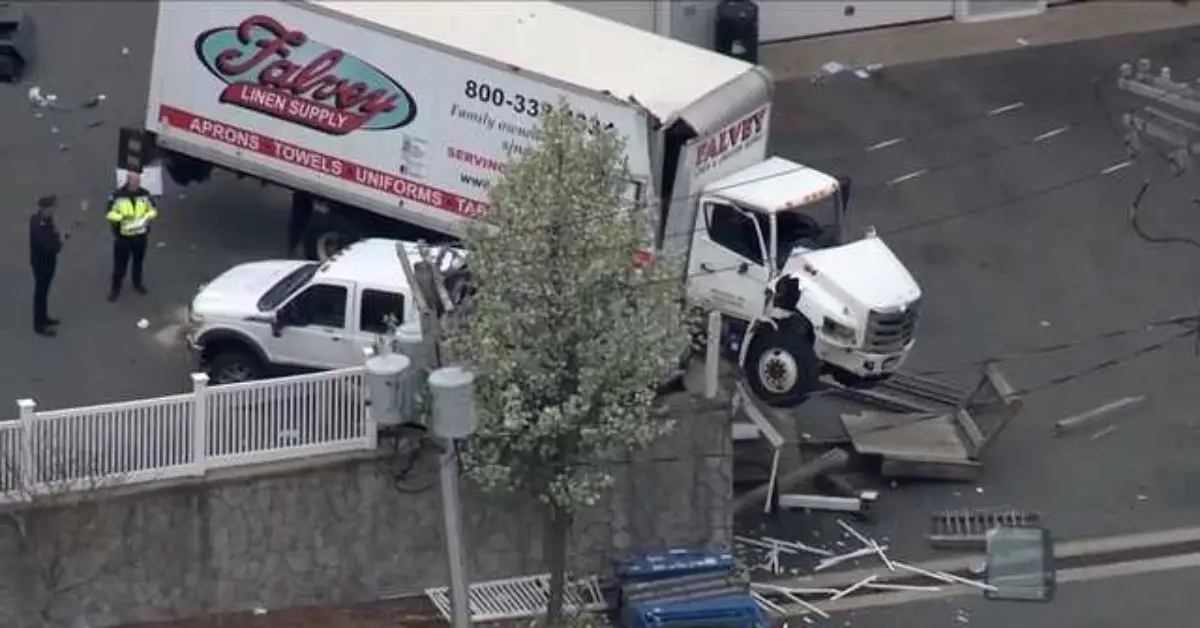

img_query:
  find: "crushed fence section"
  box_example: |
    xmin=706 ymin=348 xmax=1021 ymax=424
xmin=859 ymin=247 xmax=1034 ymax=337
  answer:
xmin=425 ymin=574 xmax=606 ymax=623
xmin=0 ymin=367 xmax=377 ymax=504
xmin=206 ymin=367 xmax=371 ymax=467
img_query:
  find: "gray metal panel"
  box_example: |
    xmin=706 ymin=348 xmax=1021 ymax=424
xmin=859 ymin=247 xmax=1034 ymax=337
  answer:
xmin=670 ymin=67 xmax=774 ymax=135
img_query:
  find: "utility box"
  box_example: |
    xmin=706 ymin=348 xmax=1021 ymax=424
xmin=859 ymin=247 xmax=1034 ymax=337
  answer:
xmin=366 ymin=352 xmax=411 ymax=427
xmin=0 ymin=3 xmax=34 ymax=83
xmin=714 ymin=0 xmax=758 ymax=64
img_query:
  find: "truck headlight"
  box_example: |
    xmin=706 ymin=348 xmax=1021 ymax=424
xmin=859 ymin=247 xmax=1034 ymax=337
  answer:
xmin=822 ymin=317 xmax=856 ymax=342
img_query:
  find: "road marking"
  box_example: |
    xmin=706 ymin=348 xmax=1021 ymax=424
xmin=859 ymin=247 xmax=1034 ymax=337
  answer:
xmin=816 ymin=551 xmax=1200 ymax=613
xmin=1101 ymin=160 xmax=1133 ymax=175
xmin=887 ymin=169 xmax=928 ymax=186
xmin=769 ymin=524 xmax=1200 ymax=591
xmin=987 ymin=101 xmax=1025 ymax=116
xmin=1033 ymin=125 xmax=1071 ymax=142
xmin=866 ymin=137 xmax=905 ymax=152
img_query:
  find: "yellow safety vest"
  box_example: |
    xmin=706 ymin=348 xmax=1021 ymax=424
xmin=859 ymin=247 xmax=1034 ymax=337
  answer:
xmin=106 ymin=196 xmax=158 ymax=236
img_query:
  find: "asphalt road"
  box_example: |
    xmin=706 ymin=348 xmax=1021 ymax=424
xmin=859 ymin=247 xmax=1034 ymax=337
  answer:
xmin=743 ymin=25 xmax=1200 ymax=563
xmin=833 ymin=565 xmax=1200 ymax=628
xmin=0 ymin=2 xmax=295 ymax=411
xmin=8 ymin=3 xmax=1200 ymax=552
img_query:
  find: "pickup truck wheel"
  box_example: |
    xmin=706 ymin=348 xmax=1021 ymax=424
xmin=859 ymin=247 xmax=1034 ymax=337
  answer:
xmin=208 ymin=349 xmax=263 ymax=385
xmin=744 ymin=326 xmax=821 ymax=407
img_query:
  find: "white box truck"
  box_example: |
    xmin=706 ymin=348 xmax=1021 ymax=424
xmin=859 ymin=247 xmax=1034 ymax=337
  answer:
xmin=147 ymin=0 xmax=921 ymax=406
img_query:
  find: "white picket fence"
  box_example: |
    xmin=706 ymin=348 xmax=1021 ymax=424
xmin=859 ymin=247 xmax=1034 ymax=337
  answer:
xmin=0 ymin=367 xmax=377 ymax=503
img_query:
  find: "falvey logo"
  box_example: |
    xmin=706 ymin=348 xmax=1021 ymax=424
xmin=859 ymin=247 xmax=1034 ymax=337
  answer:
xmin=194 ymin=15 xmax=417 ymax=136
xmin=695 ymin=106 xmax=768 ymax=172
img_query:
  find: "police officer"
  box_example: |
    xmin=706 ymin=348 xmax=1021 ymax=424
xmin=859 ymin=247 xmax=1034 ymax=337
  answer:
xmin=106 ymin=171 xmax=158 ymax=302
xmin=29 ymin=195 xmax=63 ymax=337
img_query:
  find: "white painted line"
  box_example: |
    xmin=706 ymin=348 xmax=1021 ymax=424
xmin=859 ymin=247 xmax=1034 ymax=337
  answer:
xmin=1033 ymin=125 xmax=1071 ymax=142
xmin=887 ymin=169 xmax=928 ymax=186
xmin=769 ymin=524 xmax=1200 ymax=591
xmin=988 ymin=101 xmax=1026 ymax=116
xmin=813 ymin=551 xmax=1200 ymax=614
xmin=866 ymin=137 xmax=905 ymax=152
xmin=1102 ymin=160 xmax=1133 ymax=175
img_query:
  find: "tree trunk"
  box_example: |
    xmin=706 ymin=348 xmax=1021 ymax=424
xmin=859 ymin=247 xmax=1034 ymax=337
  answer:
xmin=543 ymin=506 xmax=573 ymax=624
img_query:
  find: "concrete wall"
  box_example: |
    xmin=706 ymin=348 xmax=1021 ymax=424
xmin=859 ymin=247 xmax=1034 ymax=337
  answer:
xmin=0 ymin=395 xmax=731 ymax=628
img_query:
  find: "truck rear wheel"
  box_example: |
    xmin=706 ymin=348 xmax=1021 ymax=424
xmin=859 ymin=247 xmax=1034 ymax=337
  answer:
xmin=303 ymin=213 xmax=363 ymax=261
xmin=743 ymin=324 xmax=821 ymax=408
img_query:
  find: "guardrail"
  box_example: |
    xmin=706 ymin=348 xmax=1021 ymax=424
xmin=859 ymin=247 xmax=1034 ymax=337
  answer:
xmin=0 ymin=367 xmax=377 ymax=503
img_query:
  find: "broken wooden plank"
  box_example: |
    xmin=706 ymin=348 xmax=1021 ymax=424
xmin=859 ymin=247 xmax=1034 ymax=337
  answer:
xmin=1054 ymin=396 xmax=1144 ymax=436
xmin=733 ymin=448 xmax=850 ymax=515
xmin=880 ymin=458 xmax=982 ymax=483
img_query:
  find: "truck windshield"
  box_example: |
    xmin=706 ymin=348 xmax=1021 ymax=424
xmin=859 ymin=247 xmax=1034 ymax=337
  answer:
xmin=775 ymin=196 xmax=840 ymax=264
xmin=256 ymin=263 xmax=320 ymax=312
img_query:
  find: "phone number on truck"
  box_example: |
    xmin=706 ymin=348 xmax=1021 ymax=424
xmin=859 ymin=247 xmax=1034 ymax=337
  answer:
xmin=463 ymin=80 xmax=617 ymax=133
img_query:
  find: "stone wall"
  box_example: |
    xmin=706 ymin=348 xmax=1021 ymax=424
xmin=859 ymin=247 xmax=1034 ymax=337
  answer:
xmin=0 ymin=394 xmax=731 ymax=628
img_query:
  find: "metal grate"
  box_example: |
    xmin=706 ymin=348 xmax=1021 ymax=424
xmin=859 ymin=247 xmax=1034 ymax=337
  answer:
xmin=865 ymin=299 xmax=920 ymax=353
xmin=929 ymin=508 xmax=1039 ymax=549
xmin=425 ymin=573 xmax=606 ymax=622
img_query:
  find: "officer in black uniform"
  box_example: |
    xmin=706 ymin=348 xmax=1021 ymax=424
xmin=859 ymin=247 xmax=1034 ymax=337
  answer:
xmin=29 ymin=195 xmax=63 ymax=337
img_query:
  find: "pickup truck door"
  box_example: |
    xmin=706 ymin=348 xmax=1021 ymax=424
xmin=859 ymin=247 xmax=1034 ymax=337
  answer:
xmin=270 ymin=280 xmax=362 ymax=369
xmin=350 ymin=287 xmax=410 ymax=357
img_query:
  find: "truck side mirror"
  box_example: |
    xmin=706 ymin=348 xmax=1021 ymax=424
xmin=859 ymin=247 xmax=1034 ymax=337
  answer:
xmin=836 ymin=176 xmax=853 ymax=212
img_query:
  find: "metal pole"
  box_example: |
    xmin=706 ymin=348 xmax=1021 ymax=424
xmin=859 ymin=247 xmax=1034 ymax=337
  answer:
xmin=394 ymin=242 xmax=472 ymax=627
xmin=439 ymin=440 xmax=471 ymax=628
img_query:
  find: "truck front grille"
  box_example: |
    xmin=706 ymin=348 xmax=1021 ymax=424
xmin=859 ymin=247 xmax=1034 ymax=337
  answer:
xmin=865 ymin=299 xmax=920 ymax=353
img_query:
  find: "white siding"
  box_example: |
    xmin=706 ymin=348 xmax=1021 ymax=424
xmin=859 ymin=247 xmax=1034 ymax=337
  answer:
xmin=758 ymin=1 xmax=955 ymax=43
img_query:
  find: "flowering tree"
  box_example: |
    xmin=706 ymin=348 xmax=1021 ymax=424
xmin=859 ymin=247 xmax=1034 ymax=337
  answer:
xmin=443 ymin=102 xmax=691 ymax=621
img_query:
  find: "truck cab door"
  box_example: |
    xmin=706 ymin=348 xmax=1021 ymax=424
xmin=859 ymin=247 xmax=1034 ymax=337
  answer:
xmin=686 ymin=201 xmax=771 ymax=321
xmin=268 ymin=280 xmax=363 ymax=369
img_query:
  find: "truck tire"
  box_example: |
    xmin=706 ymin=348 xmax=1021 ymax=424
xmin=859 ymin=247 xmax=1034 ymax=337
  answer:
xmin=0 ymin=53 xmax=24 ymax=83
xmin=207 ymin=348 xmax=264 ymax=385
xmin=302 ymin=213 xmax=363 ymax=261
xmin=743 ymin=324 xmax=821 ymax=407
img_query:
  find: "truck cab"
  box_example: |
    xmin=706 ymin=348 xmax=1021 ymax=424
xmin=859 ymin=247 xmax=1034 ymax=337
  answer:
xmin=184 ymin=239 xmax=457 ymax=384
xmin=684 ymin=157 xmax=921 ymax=406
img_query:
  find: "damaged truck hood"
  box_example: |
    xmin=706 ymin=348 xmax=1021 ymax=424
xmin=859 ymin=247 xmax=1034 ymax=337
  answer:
xmin=784 ymin=237 xmax=920 ymax=310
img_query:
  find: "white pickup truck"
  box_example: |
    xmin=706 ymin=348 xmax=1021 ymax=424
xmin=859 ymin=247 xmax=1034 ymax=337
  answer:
xmin=152 ymin=1 xmax=920 ymax=405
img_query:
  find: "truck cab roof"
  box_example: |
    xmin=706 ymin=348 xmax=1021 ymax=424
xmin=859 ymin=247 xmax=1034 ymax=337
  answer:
xmin=706 ymin=157 xmax=840 ymax=215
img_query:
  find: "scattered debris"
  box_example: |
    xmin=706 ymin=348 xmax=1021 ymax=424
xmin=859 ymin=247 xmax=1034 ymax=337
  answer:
xmin=1054 ymin=396 xmax=1144 ymax=436
xmin=1089 ymin=425 xmax=1118 ymax=441
xmin=1016 ymin=37 xmax=1031 ymax=46
xmin=975 ymin=486 xmax=984 ymax=495
xmin=136 ymin=318 xmax=150 ymax=330
xmin=252 ymin=608 xmax=267 ymax=616
xmin=1137 ymin=494 xmax=1149 ymax=502
xmin=58 ymin=143 xmax=68 ymax=152
xmin=156 ymin=241 xmax=166 ymax=249
xmin=80 ymin=199 xmax=90 ymax=212
xmin=87 ymin=120 xmax=106 ymax=129
xmin=27 ymin=86 xmax=59 ymax=108
xmin=820 ymin=61 xmax=847 ymax=75
xmin=49 ymin=125 xmax=59 ymax=134
xmin=121 ymin=46 xmax=130 ymax=56
xmin=829 ymin=574 xmax=878 ymax=601
xmin=82 ymin=93 xmax=106 ymax=108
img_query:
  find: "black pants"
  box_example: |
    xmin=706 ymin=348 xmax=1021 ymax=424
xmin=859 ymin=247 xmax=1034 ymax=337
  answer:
xmin=32 ymin=259 xmax=56 ymax=329
xmin=111 ymin=234 xmax=148 ymax=295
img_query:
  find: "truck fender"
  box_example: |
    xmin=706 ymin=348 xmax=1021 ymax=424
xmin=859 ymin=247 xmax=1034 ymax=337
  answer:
xmin=196 ymin=328 xmax=268 ymax=365
xmin=737 ymin=318 xmax=780 ymax=368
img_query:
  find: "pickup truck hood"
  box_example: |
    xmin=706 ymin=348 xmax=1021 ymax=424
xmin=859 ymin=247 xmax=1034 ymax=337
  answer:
xmin=192 ymin=260 xmax=310 ymax=317
xmin=785 ymin=237 xmax=920 ymax=310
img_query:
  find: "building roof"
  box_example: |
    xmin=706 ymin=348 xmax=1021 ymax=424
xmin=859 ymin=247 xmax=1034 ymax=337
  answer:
xmin=310 ymin=0 xmax=755 ymax=124
xmin=706 ymin=157 xmax=841 ymax=214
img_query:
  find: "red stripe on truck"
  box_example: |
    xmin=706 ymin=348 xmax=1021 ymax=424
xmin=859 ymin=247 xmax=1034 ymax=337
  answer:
xmin=158 ymin=105 xmax=488 ymax=219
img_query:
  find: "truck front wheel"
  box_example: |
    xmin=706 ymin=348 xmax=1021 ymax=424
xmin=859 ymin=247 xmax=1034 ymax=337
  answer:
xmin=743 ymin=325 xmax=822 ymax=408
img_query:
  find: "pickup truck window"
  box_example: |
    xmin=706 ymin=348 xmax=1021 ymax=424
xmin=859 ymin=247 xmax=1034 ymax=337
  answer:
xmin=283 ymin=284 xmax=348 ymax=328
xmin=257 ymin=263 xmax=320 ymax=311
xmin=360 ymin=289 xmax=405 ymax=334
